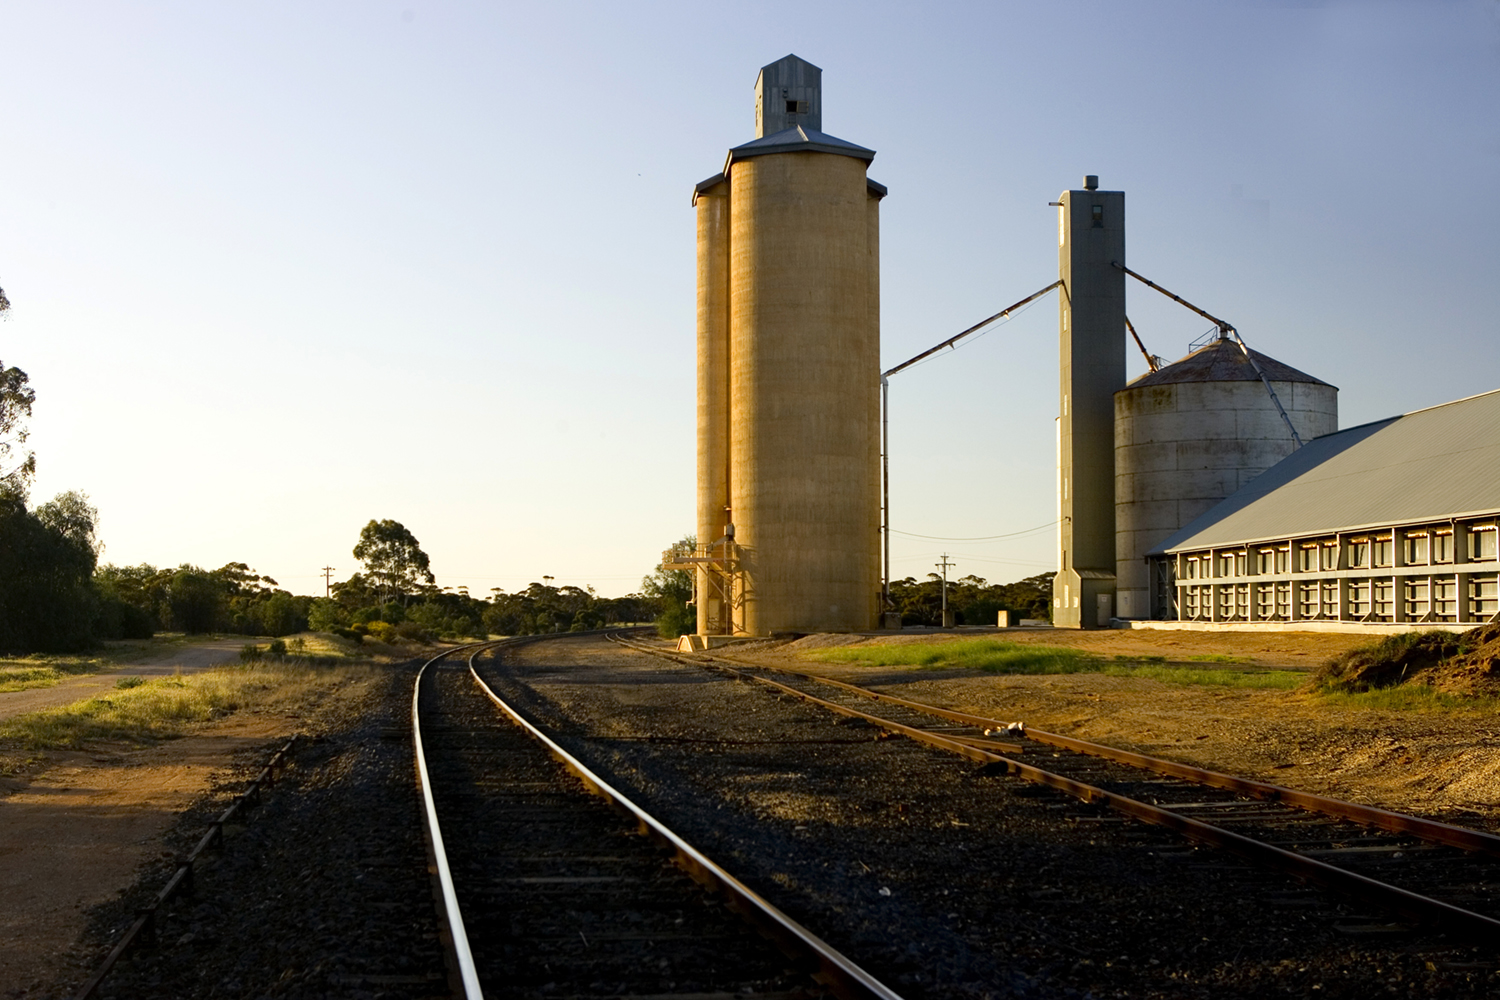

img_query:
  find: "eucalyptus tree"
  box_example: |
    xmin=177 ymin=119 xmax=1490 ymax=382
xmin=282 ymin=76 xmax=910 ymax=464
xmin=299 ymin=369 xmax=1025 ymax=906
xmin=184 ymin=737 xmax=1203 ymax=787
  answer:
xmin=353 ymin=519 xmax=434 ymax=605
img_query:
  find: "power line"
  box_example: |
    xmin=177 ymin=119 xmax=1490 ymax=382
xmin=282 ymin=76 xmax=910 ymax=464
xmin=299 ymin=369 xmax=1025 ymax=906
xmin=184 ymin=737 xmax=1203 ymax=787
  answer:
xmin=889 ymin=519 xmax=1057 ymax=542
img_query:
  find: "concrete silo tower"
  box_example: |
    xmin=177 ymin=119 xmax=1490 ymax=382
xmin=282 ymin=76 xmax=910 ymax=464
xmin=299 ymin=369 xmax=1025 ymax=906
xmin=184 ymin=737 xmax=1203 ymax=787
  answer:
xmin=1054 ymin=177 xmax=1127 ymax=629
xmin=1114 ymin=338 xmax=1337 ymax=619
xmin=690 ymin=55 xmax=884 ymax=637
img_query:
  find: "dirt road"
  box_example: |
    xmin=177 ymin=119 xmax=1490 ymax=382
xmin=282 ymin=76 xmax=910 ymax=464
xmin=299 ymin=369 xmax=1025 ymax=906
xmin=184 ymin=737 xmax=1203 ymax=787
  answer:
xmin=0 ymin=638 xmax=252 ymax=722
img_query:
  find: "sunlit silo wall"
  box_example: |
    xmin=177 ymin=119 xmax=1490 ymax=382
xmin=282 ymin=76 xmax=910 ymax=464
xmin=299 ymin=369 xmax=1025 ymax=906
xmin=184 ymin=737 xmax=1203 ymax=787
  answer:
xmin=728 ymin=150 xmax=881 ymax=634
xmin=694 ymin=177 xmax=732 ymax=637
xmin=1114 ymin=338 xmax=1337 ymax=619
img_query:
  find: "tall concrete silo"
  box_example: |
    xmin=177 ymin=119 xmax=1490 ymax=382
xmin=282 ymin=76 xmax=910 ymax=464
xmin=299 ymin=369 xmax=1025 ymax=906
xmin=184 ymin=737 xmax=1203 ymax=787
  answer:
xmin=691 ymin=55 xmax=884 ymax=637
xmin=1054 ymin=176 xmax=1127 ymax=629
xmin=1114 ymin=336 xmax=1337 ymax=618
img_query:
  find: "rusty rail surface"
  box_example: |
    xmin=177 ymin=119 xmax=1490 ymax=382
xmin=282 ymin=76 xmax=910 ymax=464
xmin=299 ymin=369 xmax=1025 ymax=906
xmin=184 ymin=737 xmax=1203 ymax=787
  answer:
xmin=462 ymin=636 xmax=906 ymax=1000
xmin=708 ymin=657 xmax=1500 ymax=859
xmin=73 ymin=737 xmax=298 ymax=1000
xmin=608 ymin=634 xmax=1500 ymax=940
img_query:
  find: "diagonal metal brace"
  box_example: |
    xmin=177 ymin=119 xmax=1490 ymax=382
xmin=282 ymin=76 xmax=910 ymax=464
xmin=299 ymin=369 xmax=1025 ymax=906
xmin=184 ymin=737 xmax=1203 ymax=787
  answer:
xmin=1112 ymin=261 xmax=1302 ymax=448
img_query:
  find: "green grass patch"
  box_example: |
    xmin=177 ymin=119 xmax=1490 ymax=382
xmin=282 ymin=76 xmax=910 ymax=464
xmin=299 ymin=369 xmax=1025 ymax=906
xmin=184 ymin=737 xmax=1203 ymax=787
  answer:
xmin=0 ymin=655 xmax=115 ymax=693
xmin=1316 ymin=685 xmax=1500 ymax=713
xmin=811 ymin=640 xmax=1301 ymax=689
xmin=0 ymin=661 xmax=363 ymax=749
xmin=1186 ymin=653 xmax=1250 ymax=664
xmin=811 ymin=639 xmax=1100 ymax=674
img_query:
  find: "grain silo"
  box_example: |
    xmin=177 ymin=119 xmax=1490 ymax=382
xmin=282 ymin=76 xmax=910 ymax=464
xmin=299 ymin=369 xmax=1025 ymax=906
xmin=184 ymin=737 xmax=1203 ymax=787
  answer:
xmin=689 ymin=55 xmax=884 ymax=638
xmin=1114 ymin=335 xmax=1338 ymax=619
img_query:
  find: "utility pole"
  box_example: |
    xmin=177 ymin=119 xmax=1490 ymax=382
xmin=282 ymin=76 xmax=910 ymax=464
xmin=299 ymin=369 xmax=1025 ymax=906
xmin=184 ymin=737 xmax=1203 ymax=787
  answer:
xmin=320 ymin=566 xmax=336 ymax=599
xmin=936 ymin=554 xmax=954 ymax=627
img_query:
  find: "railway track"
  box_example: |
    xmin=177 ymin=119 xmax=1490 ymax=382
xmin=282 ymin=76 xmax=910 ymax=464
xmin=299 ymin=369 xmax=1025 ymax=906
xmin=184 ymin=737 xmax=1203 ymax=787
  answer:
xmin=608 ymin=633 xmax=1500 ymax=942
xmin=412 ymin=637 xmax=904 ymax=1000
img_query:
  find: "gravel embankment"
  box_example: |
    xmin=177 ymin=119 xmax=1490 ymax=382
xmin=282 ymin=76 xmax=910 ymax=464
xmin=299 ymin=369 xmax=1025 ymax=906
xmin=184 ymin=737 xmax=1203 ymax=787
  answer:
xmin=48 ymin=663 xmax=449 ymax=1000
xmin=477 ymin=634 xmax=1500 ymax=1000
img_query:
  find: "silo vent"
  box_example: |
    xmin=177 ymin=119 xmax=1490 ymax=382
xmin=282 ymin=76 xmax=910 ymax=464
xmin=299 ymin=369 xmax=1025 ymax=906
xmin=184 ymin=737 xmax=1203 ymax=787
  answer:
xmin=1084 ymin=175 xmax=1099 ymax=190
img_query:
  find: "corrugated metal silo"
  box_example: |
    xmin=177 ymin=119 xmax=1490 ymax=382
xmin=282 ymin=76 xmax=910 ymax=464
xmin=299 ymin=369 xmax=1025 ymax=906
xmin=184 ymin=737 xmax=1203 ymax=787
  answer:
xmin=1114 ymin=336 xmax=1337 ymax=619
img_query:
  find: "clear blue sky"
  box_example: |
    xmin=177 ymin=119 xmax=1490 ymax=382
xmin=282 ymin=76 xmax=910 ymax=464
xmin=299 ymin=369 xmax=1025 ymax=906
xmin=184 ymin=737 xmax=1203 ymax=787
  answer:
xmin=2 ymin=1 xmax=1496 ymax=597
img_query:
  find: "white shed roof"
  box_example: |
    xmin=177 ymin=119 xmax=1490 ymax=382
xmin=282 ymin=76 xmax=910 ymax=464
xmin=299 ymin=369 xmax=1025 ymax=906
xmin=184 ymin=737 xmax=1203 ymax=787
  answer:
xmin=1151 ymin=388 xmax=1500 ymax=554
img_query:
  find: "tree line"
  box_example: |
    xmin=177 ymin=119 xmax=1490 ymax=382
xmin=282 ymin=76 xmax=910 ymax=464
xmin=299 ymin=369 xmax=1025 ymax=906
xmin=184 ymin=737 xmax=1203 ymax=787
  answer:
xmin=888 ymin=570 xmax=1054 ymax=627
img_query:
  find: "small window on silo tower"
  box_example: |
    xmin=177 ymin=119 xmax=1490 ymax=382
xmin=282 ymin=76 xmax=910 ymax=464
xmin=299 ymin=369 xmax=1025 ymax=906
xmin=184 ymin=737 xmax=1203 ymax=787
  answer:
xmin=1091 ymin=204 xmax=1103 ymax=228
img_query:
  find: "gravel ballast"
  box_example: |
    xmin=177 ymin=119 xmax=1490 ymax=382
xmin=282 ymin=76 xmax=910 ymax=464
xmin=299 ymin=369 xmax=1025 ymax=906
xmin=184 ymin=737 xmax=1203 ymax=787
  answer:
xmin=46 ymin=663 xmax=449 ymax=1000
xmin=475 ymin=634 xmax=1500 ymax=1000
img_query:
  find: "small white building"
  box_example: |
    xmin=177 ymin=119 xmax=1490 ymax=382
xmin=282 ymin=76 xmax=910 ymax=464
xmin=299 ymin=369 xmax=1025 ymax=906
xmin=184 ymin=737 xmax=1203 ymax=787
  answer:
xmin=1146 ymin=388 xmax=1500 ymax=631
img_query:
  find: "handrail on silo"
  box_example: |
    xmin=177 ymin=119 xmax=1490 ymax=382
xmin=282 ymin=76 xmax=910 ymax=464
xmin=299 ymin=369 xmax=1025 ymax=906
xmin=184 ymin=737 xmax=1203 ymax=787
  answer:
xmin=1111 ymin=261 xmax=1303 ymax=449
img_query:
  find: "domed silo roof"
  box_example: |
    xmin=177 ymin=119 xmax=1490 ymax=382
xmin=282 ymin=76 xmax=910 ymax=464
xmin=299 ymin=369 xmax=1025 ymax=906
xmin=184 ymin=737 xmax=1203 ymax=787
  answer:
xmin=1127 ymin=336 xmax=1335 ymax=390
xmin=1113 ymin=336 xmax=1338 ymax=620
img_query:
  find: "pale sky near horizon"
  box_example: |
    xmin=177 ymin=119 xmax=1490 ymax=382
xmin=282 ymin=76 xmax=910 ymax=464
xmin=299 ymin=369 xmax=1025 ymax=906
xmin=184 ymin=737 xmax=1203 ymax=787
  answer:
xmin=2 ymin=1 xmax=1497 ymax=599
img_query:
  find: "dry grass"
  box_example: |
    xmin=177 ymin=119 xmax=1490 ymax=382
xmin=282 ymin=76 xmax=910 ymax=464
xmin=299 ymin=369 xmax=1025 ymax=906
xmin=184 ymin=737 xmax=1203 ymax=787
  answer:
xmin=0 ymin=655 xmax=117 ymax=693
xmin=0 ymin=660 xmax=375 ymax=749
xmin=808 ymin=640 xmax=1302 ymax=689
xmin=0 ymin=637 xmax=186 ymax=694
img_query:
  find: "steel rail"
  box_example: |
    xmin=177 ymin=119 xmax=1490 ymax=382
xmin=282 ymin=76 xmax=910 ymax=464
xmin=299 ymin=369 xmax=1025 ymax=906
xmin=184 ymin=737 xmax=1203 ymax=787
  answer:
xmin=472 ymin=637 xmax=906 ymax=1000
xmin=611 ymin=637 xmax=1500 ymax=939
xmin=412 ymin=642 xmax=494 ymax=1000
xmin=705 ymin=658 xmax=1500 ymax=860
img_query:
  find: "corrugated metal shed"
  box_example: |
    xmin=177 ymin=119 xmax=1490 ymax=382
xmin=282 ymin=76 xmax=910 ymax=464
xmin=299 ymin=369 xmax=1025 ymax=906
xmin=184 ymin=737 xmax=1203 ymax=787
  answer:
xmin=1127 ymin=337 xmax=1333 ymax=389
xmin=1151 ymin=388 xmax=1500 ymax=554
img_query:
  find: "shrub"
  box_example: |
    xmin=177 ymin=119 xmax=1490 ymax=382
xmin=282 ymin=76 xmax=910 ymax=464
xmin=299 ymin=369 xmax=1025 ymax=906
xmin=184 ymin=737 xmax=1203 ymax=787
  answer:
xmin=115 ymin=675 xmax=144 ymax=689
xmin=266 ymin=638 xmax=287 ymax=658
xmin=365 ymin=620 xmax=398 ymax=644
xmin=239 ymin=643 xmax=264 ymax=663
xmin=394 ymin=621 xmax=433 ymax=643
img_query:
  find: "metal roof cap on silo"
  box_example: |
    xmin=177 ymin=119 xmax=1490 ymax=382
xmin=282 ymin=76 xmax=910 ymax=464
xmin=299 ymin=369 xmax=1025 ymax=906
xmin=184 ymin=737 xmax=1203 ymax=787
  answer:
xmin=1127 ymin=337 xmax=1335 ymax=389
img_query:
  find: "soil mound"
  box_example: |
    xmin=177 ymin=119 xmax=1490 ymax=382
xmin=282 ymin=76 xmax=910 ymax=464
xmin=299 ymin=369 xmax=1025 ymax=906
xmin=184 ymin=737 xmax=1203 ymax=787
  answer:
xmin=1423 ymin=621 xmax=1500 ymax=695
xmin=1317 ymin=623 xmax=1500 ymax=695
